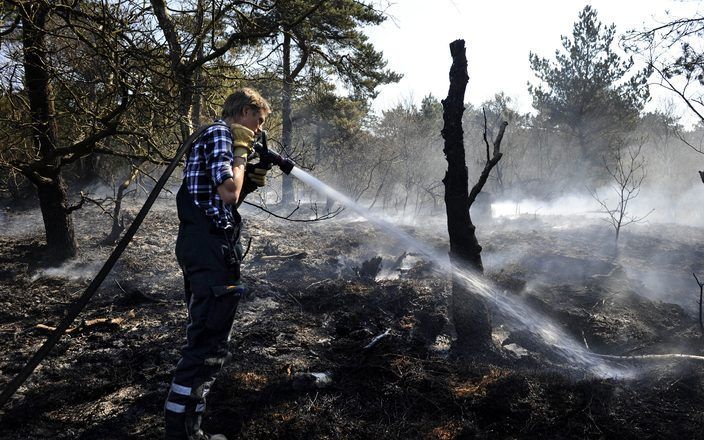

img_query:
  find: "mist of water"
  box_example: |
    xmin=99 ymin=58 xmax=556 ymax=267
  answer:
xmin=290 ymin=167 xmax=631 ymax=378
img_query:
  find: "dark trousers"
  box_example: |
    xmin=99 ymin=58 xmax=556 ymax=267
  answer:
xmin=165 ymin=184 xmax=243 ymax=437
xmin=165 ymin=273 xmax=243 ymax=416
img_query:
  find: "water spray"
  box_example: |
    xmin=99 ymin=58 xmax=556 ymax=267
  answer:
xmin=288 ymin=167 xmax=704 ymax=378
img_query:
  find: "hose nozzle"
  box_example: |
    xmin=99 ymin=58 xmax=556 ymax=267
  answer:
xmin=252 ymin=131 xmax=295 ymax=175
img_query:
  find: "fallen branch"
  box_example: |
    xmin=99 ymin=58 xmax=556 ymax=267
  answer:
xmin=593 ymin=353 xmax=704 ymax=361
xmin=259 ymin=252 xmax=307 ymax=261
xmin=363 ymin=328 xmax=391 ymax=350
xmin=242 ymin=200 xmax=344 ymax=222
xmin=581 ymin=329 xmax=590 ymax=350
xmin=35 ymin=315 xmax=129 ymax=335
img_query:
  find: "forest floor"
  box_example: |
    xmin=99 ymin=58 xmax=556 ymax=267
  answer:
xmin=1 ymin=196 xmax=704 ymax=439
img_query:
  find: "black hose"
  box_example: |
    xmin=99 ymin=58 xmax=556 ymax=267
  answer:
xmin=0 ymin=126 xmax=208 ymax=409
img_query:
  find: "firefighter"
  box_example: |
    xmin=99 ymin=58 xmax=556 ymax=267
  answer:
xmin=164 ymin=88 xmax=270 ymax=440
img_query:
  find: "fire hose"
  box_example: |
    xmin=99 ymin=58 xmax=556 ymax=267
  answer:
xmin=0 ymin=126 xmax=294 ymax=409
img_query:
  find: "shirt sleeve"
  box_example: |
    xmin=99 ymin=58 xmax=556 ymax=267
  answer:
xmin=203 ymin=125 xmax=234 ymax=187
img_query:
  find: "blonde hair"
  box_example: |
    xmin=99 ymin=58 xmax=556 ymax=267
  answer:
xmin=221 ymin=87 xmax=272 ymax=119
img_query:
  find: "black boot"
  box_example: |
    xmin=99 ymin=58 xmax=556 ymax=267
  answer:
xmin=165 ymin=410 xmax=188 ymax=440
xmin=185 ymin=412 xmax=227 ymax=440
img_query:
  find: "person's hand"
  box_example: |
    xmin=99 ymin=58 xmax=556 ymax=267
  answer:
xmin=245 ymin=162 xmax=270 ymax=187
xmin=230 ymin=123 xmax=255 ymax=158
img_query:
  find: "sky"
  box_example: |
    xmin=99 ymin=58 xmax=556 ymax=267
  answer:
xmin=365 ymin=0 xmax=703 ymax=123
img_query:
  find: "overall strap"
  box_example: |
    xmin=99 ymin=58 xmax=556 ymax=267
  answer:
xmin=182 ymin=121 xmax=230 ymax=161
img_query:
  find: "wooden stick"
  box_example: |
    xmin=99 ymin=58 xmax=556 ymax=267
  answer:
xmin=364 ymin=328 xmax=391 ymax=350
xmin=259 ymin=252 xmax=307 ymax=260
xmin=35 ymin=317 xmax=126 ymax=335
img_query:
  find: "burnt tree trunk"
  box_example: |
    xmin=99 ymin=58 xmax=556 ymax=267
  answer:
xmin=191 ymin=46 xmax=204 ymax=129
xmin=102 ymin=164 xmax=142 ymax=245
xmin=151 ymin=0 xmax=195 ymax=140
xmin=281 ymin=31 xmax=296 ymax=206
xmin=441 ymin=40 xmax=492 ymax=352
xmin=36 ymin=170 xmax=77 ymax=260
xmin=695 ymin=273 xmax=704 ymax=336
xmin=21 ymin=4 xmax=77 ymax=260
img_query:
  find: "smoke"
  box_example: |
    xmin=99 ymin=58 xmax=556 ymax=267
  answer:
xmin=0 ymin=208 xmax=44 ymax=237
xmin=484 ymin=186 xmax=704 ymax=315
xmin=31 ymin=259 xmax=103 ymax=282
xmin=629 ymin=184 xmax=704 ymax=226
xmin=490 ymin=184 xmax=704 ymax=227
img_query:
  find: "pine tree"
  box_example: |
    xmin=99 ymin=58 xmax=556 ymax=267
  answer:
xmin=255 ymin=0 xmax=401 ymax=205
xmin=529 ymin=6 xmax=649 ymax=180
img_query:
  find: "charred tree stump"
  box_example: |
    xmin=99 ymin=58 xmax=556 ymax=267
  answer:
xmin=441 ymin=40 xmax=507 ymax=353
xmin=694 ymin=273 xmax=704 ymax=336
xmin=102 ymin=164 xmax=142 ymax=245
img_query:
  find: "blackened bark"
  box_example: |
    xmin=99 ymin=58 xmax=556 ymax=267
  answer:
xmin=177 ymin=68 xmax=195 ymax=138
xmin=441 ymin=40 xmax=492 ymax=351
xmin=694 ymin=273 xmax=704 ymax=336
xmin=102 ymin=165 xmax=141 ymax=245
xmin=281 ymin=32 xmax=295 ymax=206
xmin=37 ymin=171 xmax=77 ymax=260
xmin=22 ymin=4 xmax=77 ymax=260
xmin=22 ymin=6 xmax=56 ymax=159
xmin=191 ymin=47 xmax=204 ymax=129
xmin=150 ymin=0 xmax=194 ymax=139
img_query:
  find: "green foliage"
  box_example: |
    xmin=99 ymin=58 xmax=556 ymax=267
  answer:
xmin=291 ymin=83 xmax=370 ymax=166
xmin=269 ymin=0 xmax=401 ymax=99
xmin=529 ymin=6 xmax=650 ymax=175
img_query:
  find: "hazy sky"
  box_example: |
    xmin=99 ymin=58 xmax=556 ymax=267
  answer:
xmin=365 ymin=0 xmax=703 ymax=122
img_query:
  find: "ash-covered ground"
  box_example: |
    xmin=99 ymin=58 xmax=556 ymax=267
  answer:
xmin=1 ymin=197 xmax=704 ymax=439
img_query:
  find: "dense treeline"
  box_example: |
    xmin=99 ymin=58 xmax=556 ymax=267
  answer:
xmin=1 ymin=2 xmax=703 ymax=261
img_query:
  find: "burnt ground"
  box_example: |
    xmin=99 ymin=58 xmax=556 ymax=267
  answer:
xmin=1 ymin=199 xmax=704 ymax=439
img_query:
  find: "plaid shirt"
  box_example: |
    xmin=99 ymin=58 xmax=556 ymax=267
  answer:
xmin=183 ymin=120 xmax=237 ymax=230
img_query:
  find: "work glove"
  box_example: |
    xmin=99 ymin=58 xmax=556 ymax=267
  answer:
xmin=230 ymin=123 xmax=255 ymax=159
xmin=245 ymin=162 xmax=271 ymax=188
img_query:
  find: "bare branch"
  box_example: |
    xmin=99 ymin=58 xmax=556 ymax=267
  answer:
xmin=468 ymin=121 xmax=507 ymax=207
xmin=242 ymin=200 xmax=344 ymax=222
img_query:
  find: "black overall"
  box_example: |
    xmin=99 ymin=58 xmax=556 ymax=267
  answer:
xmin=165 ymin=180 xmax=244 ymax=439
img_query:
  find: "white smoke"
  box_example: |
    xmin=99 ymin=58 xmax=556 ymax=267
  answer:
xmin=491 ymin=184 xmax=704 ymax=227
xmin=31 ymin=259 xmax=103 ymax=282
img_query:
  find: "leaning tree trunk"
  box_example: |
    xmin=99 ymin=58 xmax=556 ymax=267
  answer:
xmin=441 ymin=40 xmax=492 ymax=352
xmin=22 ymin=4 xmax=77 ymax=261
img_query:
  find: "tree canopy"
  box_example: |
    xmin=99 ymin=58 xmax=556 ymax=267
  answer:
xmin=529 ymin=6 xmax=650 ymax=178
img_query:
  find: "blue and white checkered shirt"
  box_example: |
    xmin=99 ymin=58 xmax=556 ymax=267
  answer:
xmin=183 ymin=120 xmax=236 ymax=230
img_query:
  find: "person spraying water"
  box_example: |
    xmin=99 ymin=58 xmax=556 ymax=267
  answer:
xmin=3 ymin=106 xmax=702 ymax=420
